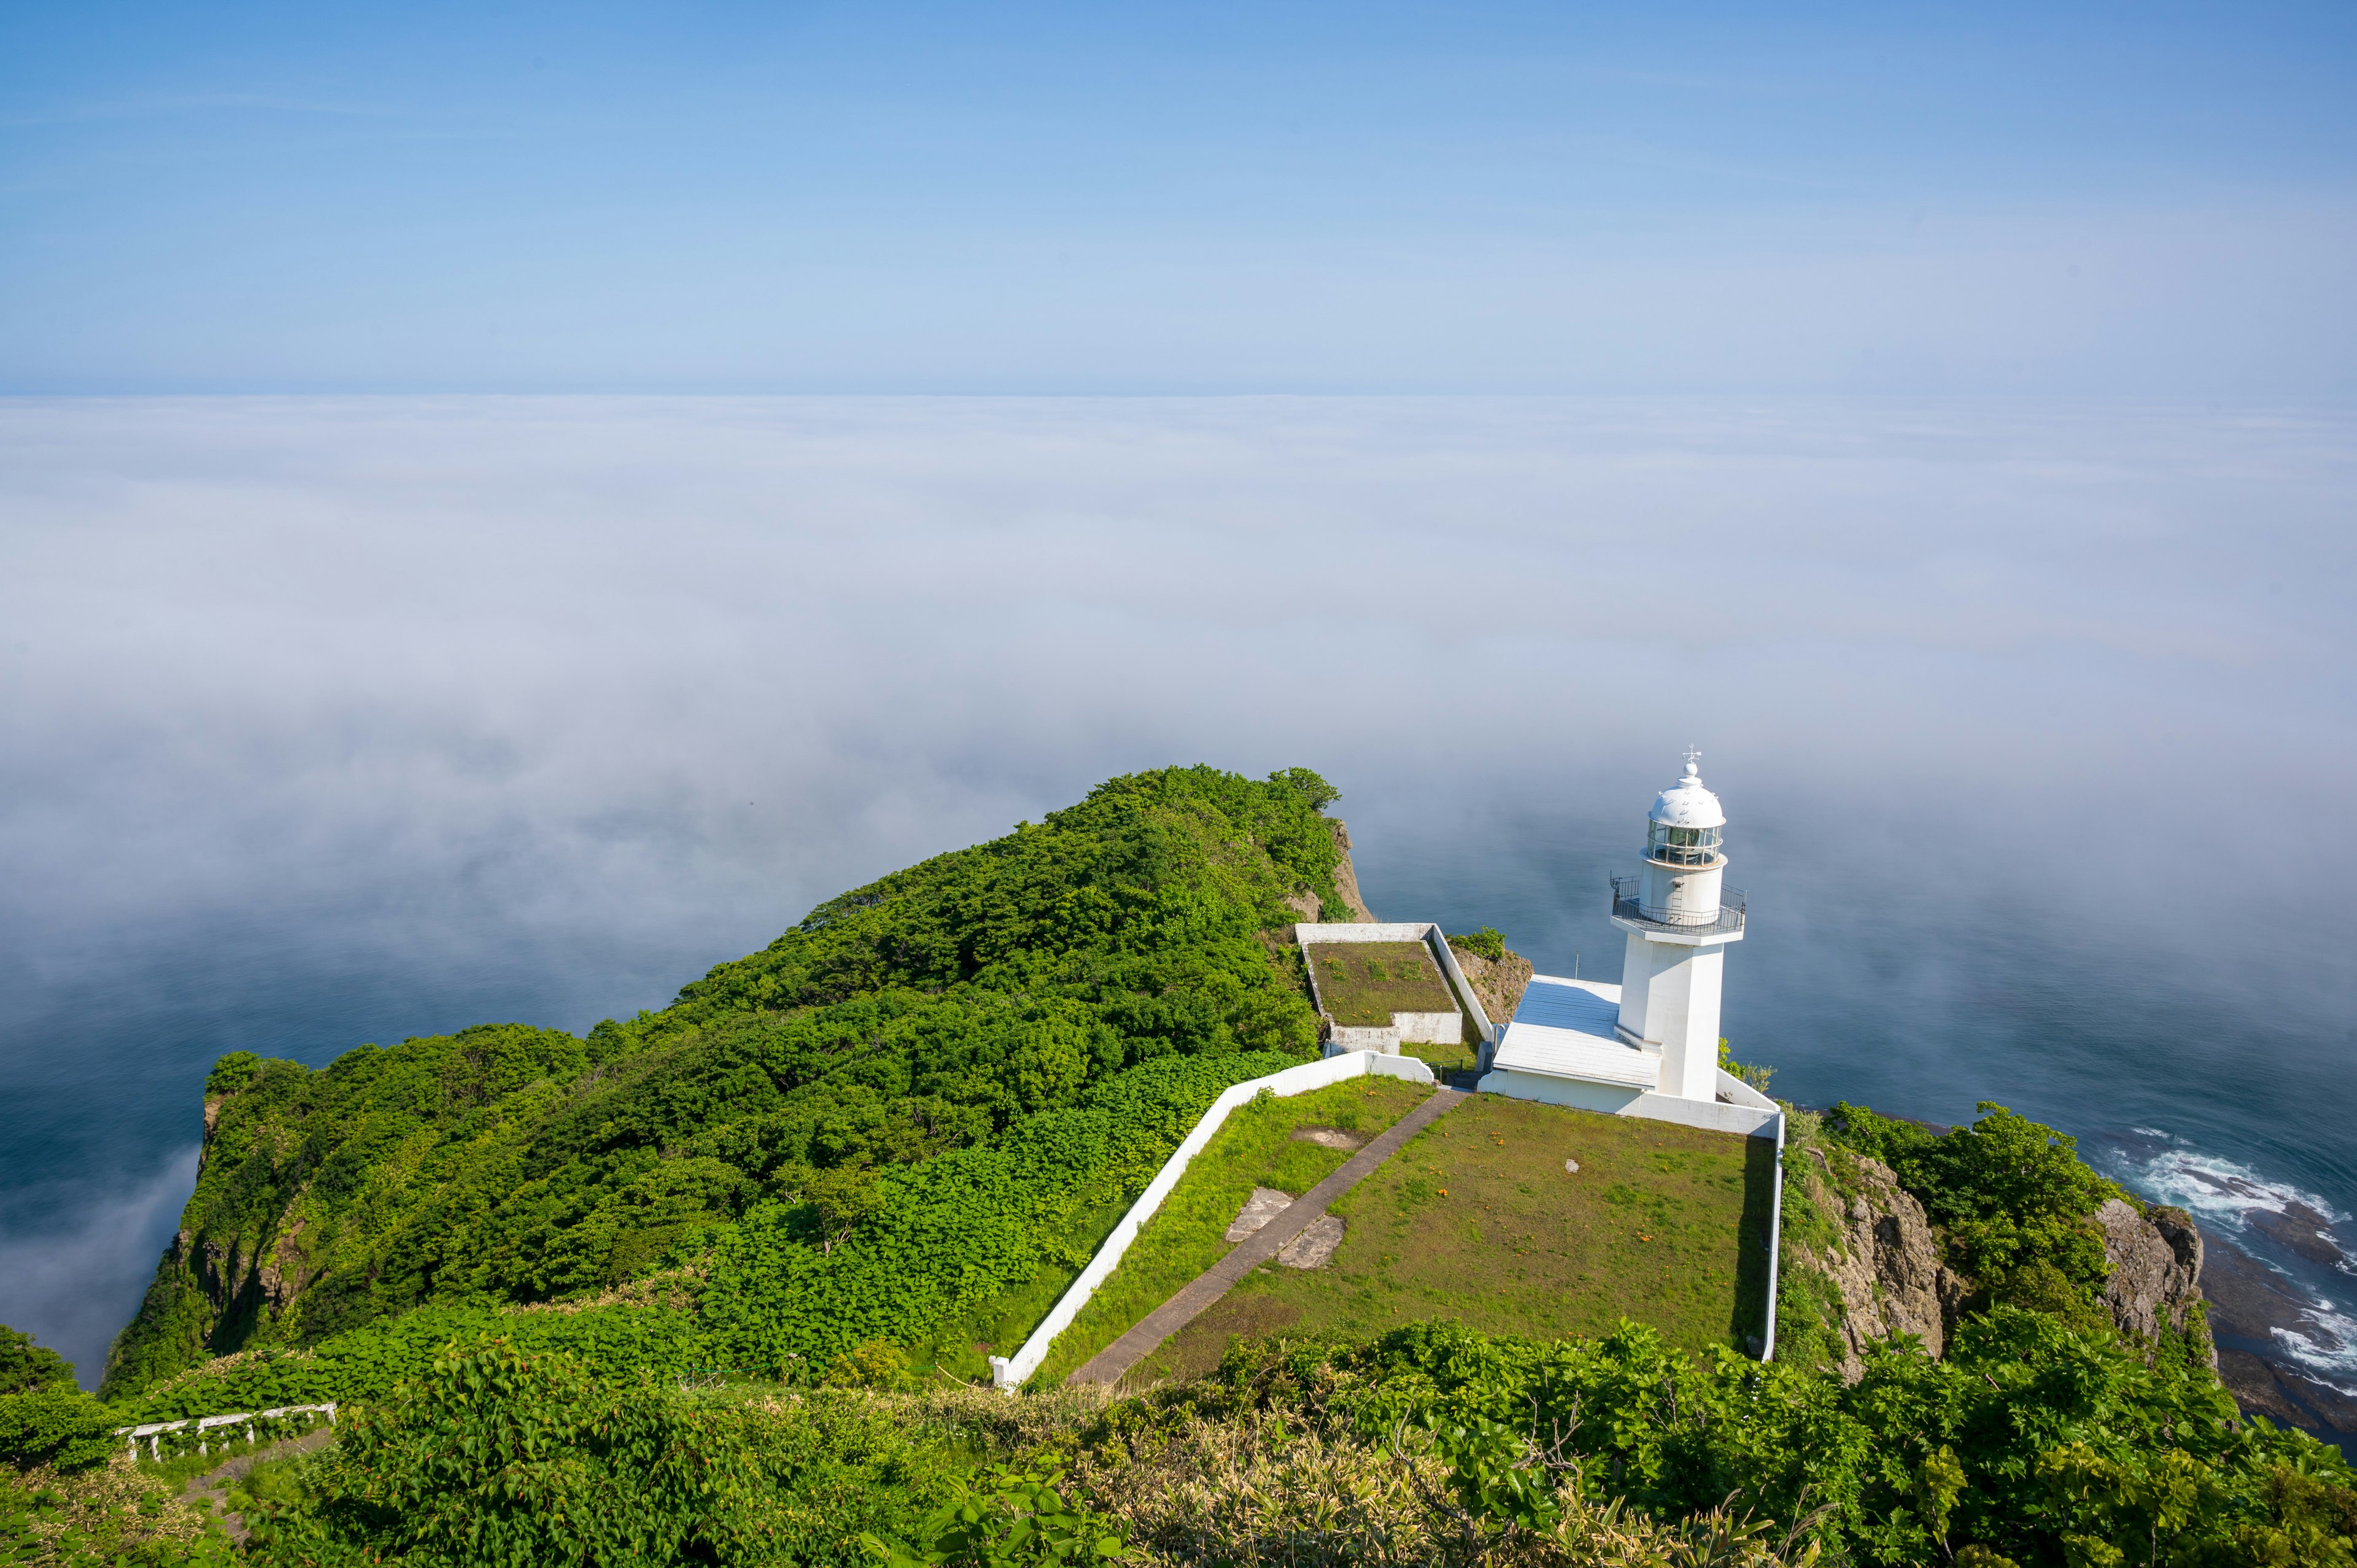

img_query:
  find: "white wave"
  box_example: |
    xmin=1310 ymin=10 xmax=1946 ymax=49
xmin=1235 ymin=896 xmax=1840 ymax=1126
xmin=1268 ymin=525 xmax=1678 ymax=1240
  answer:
xmin=2270 ymin=1302 xmax=2357 ymax=1394
xmin=2116 ymin=1146 xmax=2350 ymax=1230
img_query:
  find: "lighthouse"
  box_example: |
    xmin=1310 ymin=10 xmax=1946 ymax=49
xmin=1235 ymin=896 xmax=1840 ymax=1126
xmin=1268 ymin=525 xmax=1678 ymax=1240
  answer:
xmin=1478 ymin=751 xmax=1757 ymax=1125
xmin=1609 ymin=751 xmax=1744 ymax=1102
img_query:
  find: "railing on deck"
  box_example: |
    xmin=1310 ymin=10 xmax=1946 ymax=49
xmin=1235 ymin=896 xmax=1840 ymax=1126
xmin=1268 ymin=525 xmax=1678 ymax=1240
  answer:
xmin=1610 ymin=876 xmax=1746 ymax=936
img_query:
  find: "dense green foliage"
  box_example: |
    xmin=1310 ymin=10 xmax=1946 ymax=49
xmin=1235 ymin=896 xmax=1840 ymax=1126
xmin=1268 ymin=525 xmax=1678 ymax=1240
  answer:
xmin=246 ymin=1339 xmax=942 ymax=1568
xmin=0 ymin=1328 xmax=75 ymax=1399
xmin=0 ymin=1326 xmax=112 ymax=1476
xmin=1177 ymin=1316 xmax=2357 ymax=1567
xmin=1824 ymin=1100 xmax=2126 ymax=1330
xmin=106 ymin=767 xmax=1347 ymax=1399
xmin=1444 ymin=926 xmax=1506 ymax=962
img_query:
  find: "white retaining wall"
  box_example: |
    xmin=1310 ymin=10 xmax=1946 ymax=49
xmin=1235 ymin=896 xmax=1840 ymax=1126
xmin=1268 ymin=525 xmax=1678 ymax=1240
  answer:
xmin=988 ymin=1049 xmax=1435 ymax=1391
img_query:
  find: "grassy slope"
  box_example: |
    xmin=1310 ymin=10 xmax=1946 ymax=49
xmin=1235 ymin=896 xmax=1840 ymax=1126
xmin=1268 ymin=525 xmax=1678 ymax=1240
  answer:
xmin=1035 ymin=1076 xmax=1432 ymax=1383
xmin=1126 ymin=1094 xmax=1772 ymax=1385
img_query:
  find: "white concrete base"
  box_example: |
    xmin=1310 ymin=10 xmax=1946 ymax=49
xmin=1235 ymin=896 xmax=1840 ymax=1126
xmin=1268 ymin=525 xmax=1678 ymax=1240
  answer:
xmin=1474 ymin=1068 xmax=1645 ymax=1114
xmin=1477 ymin=1065 xmax=1779 ymax=1139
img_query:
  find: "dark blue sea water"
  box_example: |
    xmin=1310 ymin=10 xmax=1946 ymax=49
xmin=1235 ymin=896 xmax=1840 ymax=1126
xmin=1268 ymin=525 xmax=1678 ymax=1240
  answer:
xmin=2 ymin=396 xmax=2350 ymax=1422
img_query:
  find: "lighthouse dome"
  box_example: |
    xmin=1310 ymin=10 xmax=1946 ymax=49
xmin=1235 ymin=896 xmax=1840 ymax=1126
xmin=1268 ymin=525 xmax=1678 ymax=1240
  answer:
xmin=1649 ymin=758 xmax=1725 ymax=830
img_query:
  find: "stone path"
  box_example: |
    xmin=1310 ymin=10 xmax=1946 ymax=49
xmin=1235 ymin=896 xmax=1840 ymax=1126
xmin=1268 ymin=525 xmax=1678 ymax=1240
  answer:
xmin=1067 ymin=1086 xmax=1467 ymax=1388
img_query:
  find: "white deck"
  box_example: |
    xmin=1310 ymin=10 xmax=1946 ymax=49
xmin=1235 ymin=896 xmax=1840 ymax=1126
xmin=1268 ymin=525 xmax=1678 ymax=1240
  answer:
xmin=1490 ymin=975 xmax=1661 ymax=1089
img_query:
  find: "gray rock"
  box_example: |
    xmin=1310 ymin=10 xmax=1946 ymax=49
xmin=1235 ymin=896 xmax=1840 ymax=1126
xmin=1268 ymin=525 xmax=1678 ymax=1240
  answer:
xmin=1225 ymin=1187 xmax=1295 ymax=1243
xmin=1278 ymin=1214 xmax=1346 ymax=1269
xmin=2096 ymin=1198 xmax=2205 ymax=1351
xmin=1803 ymin=1154 xmax=1955 ymax=1381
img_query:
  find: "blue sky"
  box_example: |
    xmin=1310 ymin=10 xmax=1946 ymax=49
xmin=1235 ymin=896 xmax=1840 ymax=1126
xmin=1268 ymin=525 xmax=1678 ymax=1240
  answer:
xmin=4 ymin=2 xmax=2353 ymax=392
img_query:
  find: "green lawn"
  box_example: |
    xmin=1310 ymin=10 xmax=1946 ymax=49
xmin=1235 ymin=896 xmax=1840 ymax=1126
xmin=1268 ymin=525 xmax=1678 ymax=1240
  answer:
xmin=1121 ymin=1094 xmax=1775 ymax=1387
xmin=1306 ymin=942 xmax=1456 ymax=1025
xmin=1032 ymin=1075 xmax=1433 ymax=1383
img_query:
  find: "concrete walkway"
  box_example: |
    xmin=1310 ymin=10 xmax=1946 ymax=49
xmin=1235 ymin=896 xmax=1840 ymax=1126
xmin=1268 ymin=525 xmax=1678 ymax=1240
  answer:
xmin=1067 ymin=1086 xmax=1467 ymax=1388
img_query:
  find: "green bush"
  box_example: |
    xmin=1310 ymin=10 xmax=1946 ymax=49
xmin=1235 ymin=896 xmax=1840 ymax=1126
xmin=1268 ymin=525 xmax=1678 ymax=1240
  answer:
xmin=1444 ymin=927 xmax=1506 ymax=962
xmin=1825 ymin=1100 xmax=2123 ymax=1327
xmin=250 ymin=1337 xmax=942 ymax=1568
xmin=0 ymin=1324 xmax=76 ymax=1397
xmin=865 ymin=1461 xmax=1128 ymax=1568
xmin=0 ymin=1385 xmax=117 ymax=1473
xmin=107 ymin=766 xmax=1344 ymax=1400
xmin=1185 ymin=1313 xmax=2357 ymax=1568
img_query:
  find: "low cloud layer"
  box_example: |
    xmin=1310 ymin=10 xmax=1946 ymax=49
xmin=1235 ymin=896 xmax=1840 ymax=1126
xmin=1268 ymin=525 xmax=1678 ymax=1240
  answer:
xmin=2 ymin=395 xmax=2350 ymax=1382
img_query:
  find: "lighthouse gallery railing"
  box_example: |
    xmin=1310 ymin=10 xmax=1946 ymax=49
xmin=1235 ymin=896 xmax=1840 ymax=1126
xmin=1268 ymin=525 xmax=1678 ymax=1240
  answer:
xmin=1610 ymin=876 xmax=1746 ymax=935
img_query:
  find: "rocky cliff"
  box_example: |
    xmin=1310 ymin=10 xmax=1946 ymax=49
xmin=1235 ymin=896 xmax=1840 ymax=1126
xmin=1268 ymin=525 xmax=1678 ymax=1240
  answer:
xmin=1450 ymin=947 xmax=1533 ymax=1036
xmin=1326 ymin=819 xmax=1378 ymax=922
xmin=1798 ymin=1153 xmax=2206 ymax=1381
xmin=2094 ymin=1198 xmax=2205 ymax=1345
xmin=1798 ymin=1151 xmax=1959 ymax=1380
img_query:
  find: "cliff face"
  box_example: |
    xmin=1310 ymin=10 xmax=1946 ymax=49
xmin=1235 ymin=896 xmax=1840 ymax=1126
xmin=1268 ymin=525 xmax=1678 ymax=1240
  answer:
xmin=2094 ymin=1199 xmax=2205 ymax=1348
xmin=1797 ymin=1156 xmax=2205 ymax=1381
xmin=1451 ymin=948 xmax=1533 ymax=1035
xmin=1800 ymin=1153 xmax=1959 ymax=1380
xmin=1326 ymin=819 xmax=1378 ymax=922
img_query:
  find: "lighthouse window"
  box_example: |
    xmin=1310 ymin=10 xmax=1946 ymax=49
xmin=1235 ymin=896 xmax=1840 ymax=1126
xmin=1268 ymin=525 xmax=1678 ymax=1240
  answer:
xmin=1647 ymin=822 xmax=1721 ymax=865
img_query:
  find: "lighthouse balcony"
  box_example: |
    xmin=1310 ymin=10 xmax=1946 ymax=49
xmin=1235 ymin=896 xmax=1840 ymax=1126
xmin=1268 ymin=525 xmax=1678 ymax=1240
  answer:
xmin=1610 ymin=876 xmax=1745 ymax=939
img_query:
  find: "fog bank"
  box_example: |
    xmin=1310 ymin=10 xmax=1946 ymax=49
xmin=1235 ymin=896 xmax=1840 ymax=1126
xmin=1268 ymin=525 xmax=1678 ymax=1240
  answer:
xmin=2 ymin=395 xmax=2350 ymax=1382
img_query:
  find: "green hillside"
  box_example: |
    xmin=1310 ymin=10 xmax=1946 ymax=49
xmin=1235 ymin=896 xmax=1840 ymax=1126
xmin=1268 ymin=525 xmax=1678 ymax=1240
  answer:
xmin=103 ymin=765 xmax=1354 ymax=1401
xmin=1 ymin=762 xmax=2346 ymax=1568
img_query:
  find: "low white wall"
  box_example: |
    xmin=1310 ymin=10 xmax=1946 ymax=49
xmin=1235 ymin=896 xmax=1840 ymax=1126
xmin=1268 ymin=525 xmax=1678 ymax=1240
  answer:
xmin=1394 ymin=1011 xmax=1460 ymax=1045
xmin=989 ymin=1049 xmax=1436 ymax=1390
xmin=1624 ymin=1091 xmax=1779 ymax=1139
xmin=1328 ymin=1024 xmax=1401 ymax=1054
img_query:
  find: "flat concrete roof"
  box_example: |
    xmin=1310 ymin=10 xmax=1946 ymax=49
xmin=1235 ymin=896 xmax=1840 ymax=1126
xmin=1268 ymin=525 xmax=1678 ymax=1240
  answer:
xmin=1490 ymin=975 xmax=1662 ymax=1090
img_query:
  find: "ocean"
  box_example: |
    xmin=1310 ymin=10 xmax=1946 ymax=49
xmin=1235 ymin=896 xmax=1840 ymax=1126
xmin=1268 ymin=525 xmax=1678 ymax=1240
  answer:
xmin=2 ymin=395 xmax=2349 ymax=1429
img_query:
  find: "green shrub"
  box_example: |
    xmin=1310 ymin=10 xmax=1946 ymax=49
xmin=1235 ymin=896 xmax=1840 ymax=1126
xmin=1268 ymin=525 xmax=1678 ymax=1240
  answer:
xmin=0 ymin=1324 xmax=76 ymax=1397
xmin=109 ymin=766 xmax=1341 ymax=1402
xmin=1824 ymin=1101 xmax=2123 ymax=1326
xmin=0 ymin=1385 xmax=117 ymax=1472
xmin=1182 ymin=1313 xmax=2357 ymax=1568
xmin=865 ymin=1462 xmax=1128 ymax=1568
xmin=251 ymin=1336 xmax=942 ymax=1568
xmin=1444 ymin=927 xmax=1506 ymax=962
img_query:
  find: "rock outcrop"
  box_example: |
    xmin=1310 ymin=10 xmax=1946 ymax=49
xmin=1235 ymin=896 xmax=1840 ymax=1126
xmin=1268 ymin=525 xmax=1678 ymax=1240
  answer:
xmin=1797 ymin=1153 xmax=2211 ymax=1381
xmin=1327 ymin=819 xmax=1378 ymax=922
xmin=1800 ymin=1153 xmax=1957 ymax=1381
xmin=1450 ymin=947 xmax=1534 ymax=1035
xmin=2095 ymin=1199 xmax=2205 ymax=1351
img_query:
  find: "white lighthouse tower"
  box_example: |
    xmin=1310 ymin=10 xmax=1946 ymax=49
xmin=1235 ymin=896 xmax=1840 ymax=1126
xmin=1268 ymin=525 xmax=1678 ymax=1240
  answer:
xmin=1609 ymin=751 xmax=1744 ymax=1102
xmin=1478 ymin=751 xmax=1755 ymax=1121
